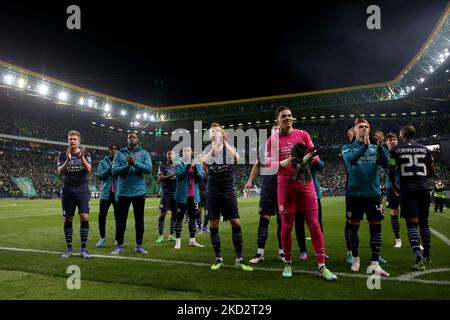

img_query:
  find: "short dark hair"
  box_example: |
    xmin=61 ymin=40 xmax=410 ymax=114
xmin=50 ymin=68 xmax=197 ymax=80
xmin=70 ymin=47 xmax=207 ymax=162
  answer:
xmin=385 ymin=132 xmax=397 ymax=140
xmin=401 ymin=126 xmax=416 ymax=139
xmin=275 ymin=106 xmax=291 ymax=118
xmin=109 ymin=143 xmax=120 ymax=150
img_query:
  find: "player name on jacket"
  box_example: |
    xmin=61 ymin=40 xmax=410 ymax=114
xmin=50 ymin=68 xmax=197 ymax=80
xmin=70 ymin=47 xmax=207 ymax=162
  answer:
xmin=177 ymin=304 xmax=211 ymax=318
xmin=396 ymin=147 xmax=428 ymax=153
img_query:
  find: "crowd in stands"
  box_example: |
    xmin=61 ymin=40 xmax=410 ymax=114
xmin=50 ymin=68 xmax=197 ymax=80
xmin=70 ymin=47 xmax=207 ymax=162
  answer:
xmin=1 ymin=98 xmax=450 ymax=197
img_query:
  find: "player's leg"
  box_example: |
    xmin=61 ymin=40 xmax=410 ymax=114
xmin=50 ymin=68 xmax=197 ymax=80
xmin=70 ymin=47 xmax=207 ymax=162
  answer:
xmin=61 ymin=189 xmax=76 ymax=258
xmin=250 ymin=214 xmax=270 ymax=263
xmin=175 ymin=202 xmax=186 ymax=249
xmin=196 ymin=203 xmax=203 ymax=234
xmin=97 ymin=197 xmax=111 ymax=247
xmin=280 ymin=213 xmax=295 ymax=277
xmin=156 ymin=193 xmax=168 ymax=243
xmin=229 ymin=217 xmax=252 ymax=271
xmin=112 ymin=196 xmax=132 ymax=255
xmin=77 ymin=187 xmax=91 ymax=259
xmin=418 ymin=191 xmax=431 ymax=264
xmin=346 ymin=197 xmax=363 ymax=271
xmin=169 ymin=195 xmax=177 ymax=240
xmin=276 ymin=213 xmax=284 ymax=262
xmin=188 ymin=200 xmax=203 ymax=247
xmin=132 ymin=195 xmax=147 ymax=254
xmin=111 ymin=194 xmax=119 ymax=244
xmin=344 ymin=195 xmax=353 ymax=264
xmin=300 ymin=189 xmax=336 ymax=281
xmin=434 ymin=197 xmax=438 ymax=212
xmin=401 ymin=191 xmax=424 ymax=270
xmin=294 ymin=211 xmax=308 ymax=260
xmin=208 ymin=193 xmax=224 ymax=269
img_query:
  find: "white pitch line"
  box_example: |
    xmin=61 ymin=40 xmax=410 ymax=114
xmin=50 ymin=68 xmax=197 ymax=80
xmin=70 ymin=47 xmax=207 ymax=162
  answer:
xmin=1 ymin=246 xmax=450 ymax=285
xmin=430 ymin=228 xmax=450 ymax=247
xmin=0 ymin=213 xmax=59 ymax=219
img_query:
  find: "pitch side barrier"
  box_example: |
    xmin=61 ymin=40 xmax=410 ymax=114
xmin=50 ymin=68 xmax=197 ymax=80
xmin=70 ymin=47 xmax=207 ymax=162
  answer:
xmin=0 ymin=134 xmax=108 ymax=150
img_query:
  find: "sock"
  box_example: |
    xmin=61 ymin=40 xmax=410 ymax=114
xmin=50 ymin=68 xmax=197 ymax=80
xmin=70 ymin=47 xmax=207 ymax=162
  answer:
xmin=175 ymin=218 xmax=182 ymax=239
xmin=64 ymin=221 xmax=73 ymax=249
xmin=158 ymin=216 xmax=165 ymax=236
xmin=276 ymin=215 xmax=283 ymax=250
xmin=407 ymin=222 xmax=422 ymax=262
xmin=188 ymin=217 xmax=196 ymax=238
xmin=391 ymin=215 xmax=400 ymax=239
xmin=345 ymin=220 xmax=351 ymax=251
xmin=170 ymin=213 xmax=176 ymax=235
xmin=369 ymin=223 xmax=382 ymax=262
xmin=306 ymin=213 xmax=325 ymax=265
xmin=419 ymin=220 xmax=431 ymax=258
xmin=257 ymin=217 xmax=270 ymax=250
xmin=257 ymin=248 xmax=265 ymax=255
xmin=232 ymin=226 xmax=243 ymax=260
xmin=281 ymin=214 xmax=295 ymax=262
xmin=210 ymin=227 xmax=222 ymax=259
xmin=80 ymin=220 xmax=89 ymax=250
xmin=348 ymin=223 xmax=360 ymax=258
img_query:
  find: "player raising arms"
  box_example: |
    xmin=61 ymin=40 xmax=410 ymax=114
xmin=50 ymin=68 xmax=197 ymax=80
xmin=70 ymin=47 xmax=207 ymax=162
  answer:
xmin=174 ymin=146 xmax=205 ymax=249
xmin=202 ymin=123 xmax=253 ymax=271
xmin=57 ymin=130 xmax=92 ymax=259
xmin=389 ymin=126 xmax=436 ymax=271
xmin=267 ymin=106 xmax=336 ymax=280
xmin=244 ymin=121 xmax=285 ymax=264
xmin=341 ymin=118 xmax=389 ymax=277
xmin=155 ymin=150 xmax=178 ymax=243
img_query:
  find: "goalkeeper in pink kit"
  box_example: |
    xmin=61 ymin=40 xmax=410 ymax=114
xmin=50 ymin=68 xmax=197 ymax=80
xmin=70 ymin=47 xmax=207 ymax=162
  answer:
xmin=266 ymin=106 xmax=337 ymax=280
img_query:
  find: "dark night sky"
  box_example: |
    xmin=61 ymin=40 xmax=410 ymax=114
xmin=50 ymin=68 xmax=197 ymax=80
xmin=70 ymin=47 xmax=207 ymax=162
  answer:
xmin=0 ymin=1 xmax=448 ymax=106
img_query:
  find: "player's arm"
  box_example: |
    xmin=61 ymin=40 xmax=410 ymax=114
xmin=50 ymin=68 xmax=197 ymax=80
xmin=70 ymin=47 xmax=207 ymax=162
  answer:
xmin=175 ymin=161 xmax=189 ymax=179
xmin=426 ymin=150 xmax=437 ymax=178
xmin=158 ymin=165 xmax=175 ymax=181
xmin=341 ymin=143 xmax=368 ymax=166
xmin=79 ymin=147 xmax=92 ymax=174
xmin=133 ymin=152 xmax=152 ymax=174
xmin=112 ymin=152 xmax=130 ymax=175
xmin=224 ymin=141 xmax=240 ymax=162
xmin=244 ymin=160 xmax=261 ymax=191
xmin=193 ymin=160 xmax=204 ymax=181
xmin=97 ymin=159 xmax=111 ymax=181
xmin=57 ymin=149 xmax=70 ymax=176
xmin=388 ymin=150 xmax=400 ymax=195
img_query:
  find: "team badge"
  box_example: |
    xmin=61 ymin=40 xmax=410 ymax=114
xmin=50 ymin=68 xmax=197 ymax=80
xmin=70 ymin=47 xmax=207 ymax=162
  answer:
xmin=279 ymin=205 xmax=284 ymax=212
xmin=346 ymin=211 xmax=352 ymax=218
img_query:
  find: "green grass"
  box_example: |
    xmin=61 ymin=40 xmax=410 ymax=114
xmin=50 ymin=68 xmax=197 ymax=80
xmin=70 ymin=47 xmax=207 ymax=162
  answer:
xmin=0 ymin=197 xmax=449 ymax=299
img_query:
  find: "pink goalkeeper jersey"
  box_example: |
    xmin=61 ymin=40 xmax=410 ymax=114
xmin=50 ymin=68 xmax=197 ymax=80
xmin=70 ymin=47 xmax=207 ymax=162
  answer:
xmin=266 ymin=128 xmax=317 ymax=183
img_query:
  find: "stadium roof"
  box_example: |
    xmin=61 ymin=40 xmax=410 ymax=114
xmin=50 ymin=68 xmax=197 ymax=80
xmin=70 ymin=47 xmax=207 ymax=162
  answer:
xmin=1 ymin=2 xmax=450 ymax=128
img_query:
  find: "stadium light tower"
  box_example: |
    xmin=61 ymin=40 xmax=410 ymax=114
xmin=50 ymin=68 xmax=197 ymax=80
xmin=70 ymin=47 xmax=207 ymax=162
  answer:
xmin=16 ymin=77 xmax=27 ymax=88
xmin=3 ymin=73 xmax=14 ymax=85
xmin=37 ymin=83 xmax=49 ymax=95
xmin=58 ymin=91 xmax=69 ymax=101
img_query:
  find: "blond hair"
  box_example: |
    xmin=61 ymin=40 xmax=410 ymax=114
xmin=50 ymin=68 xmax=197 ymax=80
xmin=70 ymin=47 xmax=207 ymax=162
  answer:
xmin=67 ymin=130 xmax=81 ymax=138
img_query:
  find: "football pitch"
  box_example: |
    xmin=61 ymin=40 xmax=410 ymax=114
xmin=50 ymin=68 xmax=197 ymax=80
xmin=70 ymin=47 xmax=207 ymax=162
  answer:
xmin=0 ymin=197 xmax=449 ymax=300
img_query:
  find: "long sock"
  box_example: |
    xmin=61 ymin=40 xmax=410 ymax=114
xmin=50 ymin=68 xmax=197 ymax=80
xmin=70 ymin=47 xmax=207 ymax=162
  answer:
xmin=99 ymin=212 xmax=106 ymax=239
xmin=232 ymin=226 xmax=243 ymax=260
xmin=276 ymin=215 xmax=283 ymax=250
xmin=407 ymin=222 xmax=422 ymax=263
xmin=281 ymin=214 xmax=295 ymax=262
xmin=203 ymin=211 xmax=210 ymax=228
xmin=391 ymin=215 xmax=400 ymax=239
xmin=158 ymin=216 xmax=165 ymax=236
xmin=419 ymin=220 xmax=431 ymax=258
xmin=305 ymin=216 xmax=325 ymax=265
xmin=80 ymin=220 xmax=89 ymax=249
xmin=295 ymin=212 xmax=307 ymax=253
xmin=175 ymin=219 xmax=182 ymax=239
xmin=257 ymin=217 xmax=270 ymax=250
xmin=348 ymin=223 xmax=360 ymax=257
xmin=369 ymin=223 xmax=382 ymax=262
xmin=189 ymin=217 xmax=196 ymax=238
xmin=64 ymin=221 xmax=73 ymax=249
xmin=345 ymin=220 xmax=351 ymax=251
xmin=210 ymin=227 xmax=221 ymax=259
xmin=170 ymin=213 xmax=176 ymax=235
